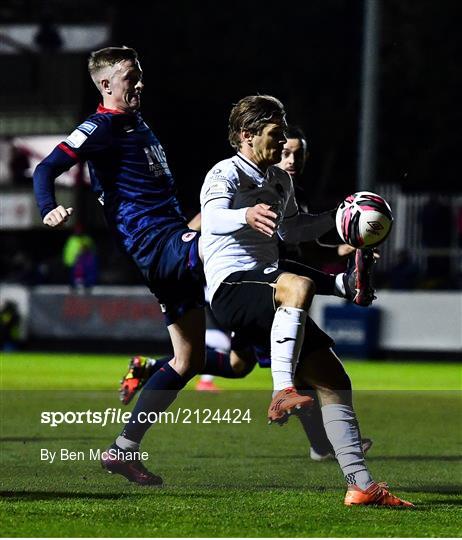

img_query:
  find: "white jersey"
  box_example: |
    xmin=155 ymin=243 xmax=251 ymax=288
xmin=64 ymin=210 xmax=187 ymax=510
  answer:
xmin=200 ymin=153 xmax=298 ymax=300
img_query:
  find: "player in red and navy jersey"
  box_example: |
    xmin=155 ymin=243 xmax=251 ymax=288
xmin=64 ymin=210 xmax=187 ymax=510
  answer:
xmin=33 ymin=46 xmax=206 ymax=486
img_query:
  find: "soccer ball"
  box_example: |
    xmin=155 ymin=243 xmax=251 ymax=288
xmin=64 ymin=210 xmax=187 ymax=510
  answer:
xmin=335 ymin=191 xmax=393 ymax=248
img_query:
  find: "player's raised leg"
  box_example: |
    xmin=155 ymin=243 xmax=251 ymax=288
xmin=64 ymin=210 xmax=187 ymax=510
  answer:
xmin=279 ymin=249 xmax=377 ymax=307
xmin=339 ymin=248 xmax=377 ymax=307
xmin=267 ymin=272 xmax=316 ymax=424
xmin=119 ymin=343 xmax=255 ymax=405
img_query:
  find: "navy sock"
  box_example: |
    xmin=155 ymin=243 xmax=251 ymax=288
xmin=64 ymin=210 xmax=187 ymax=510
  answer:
xmin=199 ymin=346 xmax=243 ymax=378
xmin=150 ymin=348 xmax=239 ymax=380
xmin=151 ymin=346 xmax=247 ymax=380
xmin=122 ymin=363 xmax=190 ymax=443
xmin=149 ymin=357 xmax=170 ymax=375
xmin=153 ymin=349 xmax=239 ymax=378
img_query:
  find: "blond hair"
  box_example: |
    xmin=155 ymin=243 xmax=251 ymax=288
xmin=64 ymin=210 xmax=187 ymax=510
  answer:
xmin=88 ymin=46 xmax=138 ymax=91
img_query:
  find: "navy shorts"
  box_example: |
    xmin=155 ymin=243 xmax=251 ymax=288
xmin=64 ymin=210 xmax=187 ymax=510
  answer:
xmin=147 ymin=229 xmax=205 ymax=326
xmin=213 ymin=263 xmax=334 ymax=360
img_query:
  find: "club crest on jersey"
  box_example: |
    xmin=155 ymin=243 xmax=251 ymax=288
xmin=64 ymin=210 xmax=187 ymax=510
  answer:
xmin=182 ymin=231 xmax=197 ymax=242
xmin=263 ymin=267 xmax=277 ymax=274
xmin=78 ymin=121 xmax=98 ymax=135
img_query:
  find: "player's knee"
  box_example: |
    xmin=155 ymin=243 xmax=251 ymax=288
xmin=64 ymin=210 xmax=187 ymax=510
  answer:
xmin=171 ymin=347 xmax=206 ymax=376
xmin=233 ymin=360 xmax=255 ymax=378
xmin=230 ymin=350 xmax=256 ymax=378
xmin=276 ymin=273 xmax=315 ymax=310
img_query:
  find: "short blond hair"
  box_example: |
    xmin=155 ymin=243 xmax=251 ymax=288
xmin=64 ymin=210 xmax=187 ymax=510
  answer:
xmin=88 ymin=46 xmax=138 ymax=90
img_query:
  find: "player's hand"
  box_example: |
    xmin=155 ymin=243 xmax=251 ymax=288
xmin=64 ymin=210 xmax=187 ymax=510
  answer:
xmin=245 ymin=203 xmax=277 ymax=237
xmin=43 ymin=206 xmax=74 ymax=227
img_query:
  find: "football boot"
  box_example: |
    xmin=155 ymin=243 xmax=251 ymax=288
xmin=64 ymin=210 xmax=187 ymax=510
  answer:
xmin=101 ymin=446 xmax=162 ymax=486
xmin=343 ymin=248 xmax=376 ymax=306
xmin=268 ymin=387 xmax=314 ymax=425
xmin=344 ymin=481 xmax=414 ymax=507
xmin=119 ymin=355 xmax=155 ymax=405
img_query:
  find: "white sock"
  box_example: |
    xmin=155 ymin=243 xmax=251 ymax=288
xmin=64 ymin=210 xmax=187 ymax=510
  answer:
xmin=321 ymin=403 xmax=373 ymax=490
xmin=270 ymin=306 xmax=307 ymax=391
xmin=116 ymin=435 xmax=140 ymax=452
xmin=334 ymin=273 xmax=346 ymax=297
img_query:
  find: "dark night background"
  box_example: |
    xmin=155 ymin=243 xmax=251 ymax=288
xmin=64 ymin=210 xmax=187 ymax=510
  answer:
xmin=1 ymin=0 xmax=460 ymax=289
xmin=3 ymin=0 xmax=460 ymax=214
xmin=100 ymin=0 xmax=460 ymax=217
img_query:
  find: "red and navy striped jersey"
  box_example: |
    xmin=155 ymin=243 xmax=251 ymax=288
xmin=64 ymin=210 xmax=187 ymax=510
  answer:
xmin=34 ymin=105 xmax=188 ymax=278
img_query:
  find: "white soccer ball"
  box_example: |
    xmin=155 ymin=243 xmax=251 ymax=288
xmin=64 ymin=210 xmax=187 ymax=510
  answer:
xmin=335 ymin=191 xmax=393 ymax=248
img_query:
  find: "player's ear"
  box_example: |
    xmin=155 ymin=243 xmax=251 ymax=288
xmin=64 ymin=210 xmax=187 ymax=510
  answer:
xmin=241 ymin=129 xmax=253 ymax=146
xmin=101 ymin=78 xmax=111 ymax=95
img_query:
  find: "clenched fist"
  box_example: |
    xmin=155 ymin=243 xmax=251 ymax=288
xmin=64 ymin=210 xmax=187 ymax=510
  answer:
xmin=43 ymin=205 xmax=74 ymax=227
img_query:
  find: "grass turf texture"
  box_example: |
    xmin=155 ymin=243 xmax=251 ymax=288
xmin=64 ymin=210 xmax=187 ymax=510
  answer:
xmin=1 ymin=353 xmax=461 ymax=537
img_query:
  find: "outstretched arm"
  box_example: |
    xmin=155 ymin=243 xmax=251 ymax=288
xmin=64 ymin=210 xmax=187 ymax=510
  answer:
xmin=279 ymin=210 xmax=336 ymax=243
xmin=277 ymin=176 xmax=336 ymax=243
xmin=33 ymin=145 xmax=76 ymax=227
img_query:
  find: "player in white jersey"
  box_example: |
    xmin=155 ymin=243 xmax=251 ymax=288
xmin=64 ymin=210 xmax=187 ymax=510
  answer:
xmin=201 ymin=155 xmax=336 ymax=301
xmin=200 ymin=95 xmax=413 ymax=506
xmin=201 ymin=95 xmax=337 ymax=421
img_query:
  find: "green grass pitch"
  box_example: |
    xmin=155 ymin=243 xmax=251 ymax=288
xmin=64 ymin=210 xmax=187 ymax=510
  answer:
xmin=1 ymin=352 xmax=461 ymax=537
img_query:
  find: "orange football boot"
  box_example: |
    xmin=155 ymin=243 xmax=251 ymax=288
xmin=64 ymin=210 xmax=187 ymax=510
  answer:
xmin=344 ymin=482 xmax=414 ymax=507
xmin=119 ymin=355 xmax=153 ymax=405
xmin=268 ymin=387 xmax=314 ymax=424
